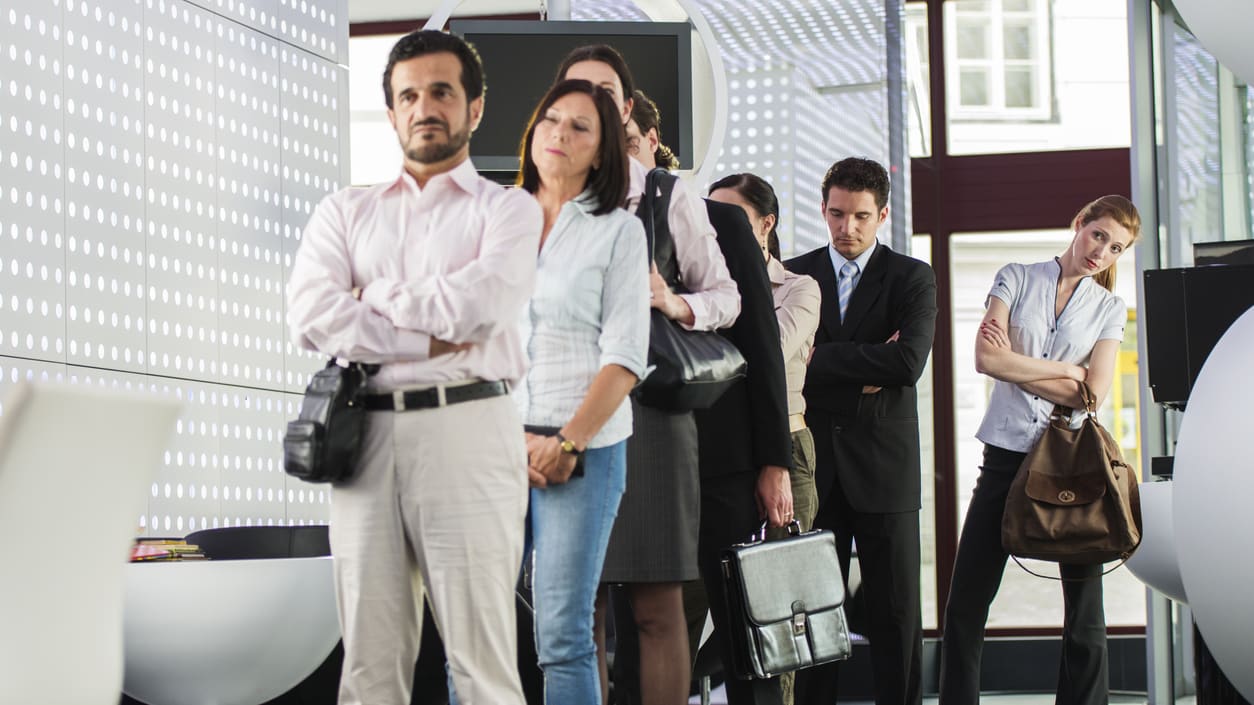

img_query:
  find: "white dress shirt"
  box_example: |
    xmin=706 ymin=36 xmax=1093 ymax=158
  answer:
xmin=515 ymin=195 xmax=650 ymax=449
xmin=626 ymin=159 xmax=740 ymax=332
xmin=827 ymin=238 xmax=877 ymax=292
xmin=976 ymin=259 xmax=1128 ymax=452
xmin=286 ymin=159 xmax=543 ymax=391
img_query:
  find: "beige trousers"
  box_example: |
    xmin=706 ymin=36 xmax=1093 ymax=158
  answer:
xmin=329 ymin=394 xmax=528 ymax=705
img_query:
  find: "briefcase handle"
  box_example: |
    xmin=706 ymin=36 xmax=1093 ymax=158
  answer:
xmin=747 ymin=519 xmax=804 ymax=544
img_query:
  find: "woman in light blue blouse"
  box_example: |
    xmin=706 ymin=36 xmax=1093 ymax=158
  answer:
xmin=515 ymin=79 xmax=650 ymax=704
xmin=939 ymin=195 xmax=1141 ymax=705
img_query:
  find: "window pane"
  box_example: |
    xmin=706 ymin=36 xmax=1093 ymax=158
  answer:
xmin=950 ymin=231 xmax=1145 ymax=628
xmin=955 ymin=0 xmax=990 ymax=13
xmin=960 ymin=68 xmax=990 ymax=106
xmin=349 ymin=34 xmax=405 ymax=185
xmin=912 ymin=235 xmax=937 ymax=630
xmin=1248 ymin=86 xmax=1254 ymax=235
xmin=946 ymin=0 xmax=1131 ymax=155
xmin=906 ymin=3 xmax=933 ymax=158
xmin=957 ymin=21 xmax=989 ymax=59
xmin=1170 ymin=26 xmax=1223 ymax=256
xmin=1003 ymin=22 xmax=1034 ymax=61
xmin=1004 ymin=66 xmax=1034 ymax=107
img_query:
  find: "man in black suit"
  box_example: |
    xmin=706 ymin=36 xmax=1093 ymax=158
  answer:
xmin=693 ymin=198 xmax=796 ymax=705
xmin=787 ymin=158 xmax=937 ymax=705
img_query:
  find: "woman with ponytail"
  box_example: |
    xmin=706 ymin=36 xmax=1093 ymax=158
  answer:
xmin=939 ymin=195 xmax=1141 ymax=705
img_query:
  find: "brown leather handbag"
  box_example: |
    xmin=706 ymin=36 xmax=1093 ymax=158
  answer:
xmin=1001 ymin=382 xmax=1143 ymax=569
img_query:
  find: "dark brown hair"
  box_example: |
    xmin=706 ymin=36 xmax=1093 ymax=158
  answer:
xmin=709 ymin=173 xmax=781 ymax=259
xmin=630 ymin=90 xmax=678 ymax=170
xmin=382 ymin=30 xmax=485 ymax=108
xmin=555 ymin=44 xmax=636 ymax=107
xmin=821 ymin=157 xmax=890 ymax=211
xmin=516 ymin=80 xmax=629 ymax=216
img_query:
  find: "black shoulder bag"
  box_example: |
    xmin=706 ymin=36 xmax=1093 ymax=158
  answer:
xmin=632 ymin=168 xmax=746 ymax=411
xmin=283 ymin=358 xmax=379 ymax=484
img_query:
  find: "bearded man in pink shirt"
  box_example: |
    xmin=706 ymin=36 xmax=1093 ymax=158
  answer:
xmin=286 ymin=30 xmax=541 ymax=705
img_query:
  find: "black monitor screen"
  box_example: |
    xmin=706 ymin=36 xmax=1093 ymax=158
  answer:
xmin=449 ymin=20 xmax=693 ymax=173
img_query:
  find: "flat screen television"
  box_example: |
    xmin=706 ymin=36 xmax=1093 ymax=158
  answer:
xmin=449 ymin=20 xmax=693 ymax=174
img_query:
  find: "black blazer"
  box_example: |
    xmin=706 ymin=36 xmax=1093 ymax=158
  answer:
xmin=785 ymin=243 xmax=937 ymax=513
xmin=694 ymin=200 xmax=792 ymax=479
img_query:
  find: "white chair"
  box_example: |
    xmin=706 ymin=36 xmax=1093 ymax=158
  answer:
xmin=0 ymin=382 xmax=180 ymax=705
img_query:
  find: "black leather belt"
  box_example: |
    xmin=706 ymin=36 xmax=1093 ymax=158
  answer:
xmin=364 ymin=380 xmax=509 ymax=412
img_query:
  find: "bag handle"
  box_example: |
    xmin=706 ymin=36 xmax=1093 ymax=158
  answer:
xmin=1009 ymin=554 xmax=1129 ymax=581
xmin=1046 ymin=380 xmax=1099 ymax=426
xmin=744 ymin=520 xmax=804 ymax=544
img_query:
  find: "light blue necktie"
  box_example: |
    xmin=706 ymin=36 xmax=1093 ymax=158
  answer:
xmin=838 ymin=261 xmax=859 ymax=322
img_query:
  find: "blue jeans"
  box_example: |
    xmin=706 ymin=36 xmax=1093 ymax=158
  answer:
xmin=447 ymin=441 xmax=627 ymax=705
xmin=531 ymin=440 xmax=627 ymax=705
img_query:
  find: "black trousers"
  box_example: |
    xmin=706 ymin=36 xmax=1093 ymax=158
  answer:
xmin=794 ymin=473 xmax=923 ymax=705
xmin=938 ymin=444 xmax=1108 ymax=705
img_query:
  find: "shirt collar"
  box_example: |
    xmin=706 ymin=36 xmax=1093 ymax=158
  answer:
xmin=828 ymin=238 xmax=877 ymax=275
xmin=389 ymin=157 xmax=480 ymax=196
xmin=767 ymin=256 xmax=788 ymax=286
xmin=570 ymin=189 xmax=601 ymax=215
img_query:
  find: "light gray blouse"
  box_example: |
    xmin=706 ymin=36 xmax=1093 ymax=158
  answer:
xmin=975 ymin=259 xmax=1127 ymax=453
xmin=515 ymin=194 xmax=650 ymax=449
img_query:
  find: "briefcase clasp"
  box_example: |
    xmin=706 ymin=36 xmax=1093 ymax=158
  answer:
xmin=792 ymin=612 xmax=807 ymax=636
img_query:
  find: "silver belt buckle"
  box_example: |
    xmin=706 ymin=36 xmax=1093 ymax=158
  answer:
xmin=392 ymin=389 xmax=406 ymax=412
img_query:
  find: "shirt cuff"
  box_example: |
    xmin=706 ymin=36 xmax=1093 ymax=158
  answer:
xmin=395 ymin=328 xmax=431 ymax=362
xmin=599 ymin=352 xmax=648 ymax=380
xmin=677 ymin=293 xmax=708 ymax=331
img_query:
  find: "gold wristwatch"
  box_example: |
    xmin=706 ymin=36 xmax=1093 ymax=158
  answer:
xmin=556 ymin=432 xmax=582 ymax=456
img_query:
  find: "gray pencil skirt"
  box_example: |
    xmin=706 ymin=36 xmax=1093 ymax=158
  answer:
xmin=599 ymin=398 xmax=701 ymax=583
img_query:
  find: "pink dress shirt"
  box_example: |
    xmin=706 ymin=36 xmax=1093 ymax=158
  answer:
xmin=626 ymin=159 xmax=740 ymax=331
xmin=286 ymin=159 xmax=542 ymax=391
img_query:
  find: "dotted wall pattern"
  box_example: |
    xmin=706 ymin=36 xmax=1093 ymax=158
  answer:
xmin=145 ymin=1 xmax=221 ymax=383
xmin=572 ymin=0 xmax=894 ymax=258
xmin=65 ymin=0 xmax=148 ymax=372
xmin=0 ymin=0 xmax=347 ymax=534
xmin=279 ymin=42 xmax=345 ymax=392
xmin=187 ymin=0 xmax=346 ymax=64
xmin=1 ymin=2 xmax=67 ymax=361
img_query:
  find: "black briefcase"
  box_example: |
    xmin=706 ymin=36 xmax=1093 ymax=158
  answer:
xmin=720 ymin=523 xmax=853 ymax=679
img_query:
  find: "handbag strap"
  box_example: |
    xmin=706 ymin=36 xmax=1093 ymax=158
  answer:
xmin=1009 ymin=554 xmax=1129 ymax=581
xmin=1047 ymin=380 xmax=1099 ymax=425
xmin=327 ymin=356 xmax=381 ymax=377
xmin=642 ymin=167 xmax=659 ymax=262
xmin=639 ymin=167 xmax=682 ymax=288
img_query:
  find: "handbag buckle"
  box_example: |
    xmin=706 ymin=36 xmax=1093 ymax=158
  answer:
xmin=792 ymin=612 xmax=807 ymax=636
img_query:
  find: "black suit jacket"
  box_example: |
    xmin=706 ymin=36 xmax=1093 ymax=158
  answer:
xmin=785 ymin=243 xmax=937 ymax=513
xmin=694 ymin=200 xmax=792 ymax=479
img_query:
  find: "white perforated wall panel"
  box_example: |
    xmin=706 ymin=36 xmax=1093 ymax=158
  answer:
xmin=0 ymin=0 xmax=347 ymax=535
xmin=574 ymin=0 xmax=893 ymax=257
